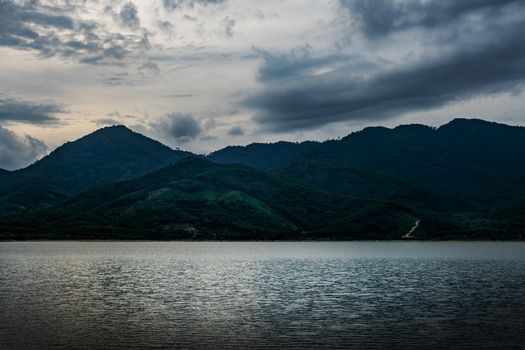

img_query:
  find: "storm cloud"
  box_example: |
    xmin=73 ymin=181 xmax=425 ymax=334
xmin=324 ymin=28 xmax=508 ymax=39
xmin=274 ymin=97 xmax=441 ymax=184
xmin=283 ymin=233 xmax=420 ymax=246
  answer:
xmin=338 ymin=0 xmax=524 ymax=38
xmin=0 ymin=126 xmax=47 ymax=170
xmin=158 ymin=113 xmax=203 ymax=143
xmin=247 ymin=0 xmax=525 ymax=132
xmin=253 ymin=45 xmax=357 ymax=82
xmin=0 ymin=97 xmax=64 ymax=124
xmin=0 ymin=0 xmax=149 ymax=65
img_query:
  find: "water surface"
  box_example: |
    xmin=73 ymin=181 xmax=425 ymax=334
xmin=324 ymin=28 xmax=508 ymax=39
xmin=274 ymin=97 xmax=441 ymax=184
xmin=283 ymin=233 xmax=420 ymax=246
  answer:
xmin=1 ymin=242 xmax=524 ymax=349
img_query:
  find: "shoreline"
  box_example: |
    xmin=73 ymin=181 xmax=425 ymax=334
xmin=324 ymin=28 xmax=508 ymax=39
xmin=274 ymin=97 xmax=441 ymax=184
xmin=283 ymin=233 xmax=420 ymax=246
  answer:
xmin=1 ymin=239 xmax=524 ymax=243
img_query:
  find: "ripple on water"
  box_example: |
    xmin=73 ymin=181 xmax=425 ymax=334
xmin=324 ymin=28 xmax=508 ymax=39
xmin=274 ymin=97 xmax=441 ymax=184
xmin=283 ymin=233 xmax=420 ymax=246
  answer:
xmin=0 ymin=242 xmax=524 ymax=349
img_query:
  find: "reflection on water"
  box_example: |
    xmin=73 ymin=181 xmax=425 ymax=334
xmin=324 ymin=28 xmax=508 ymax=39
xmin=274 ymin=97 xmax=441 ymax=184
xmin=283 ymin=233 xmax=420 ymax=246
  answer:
xmin=1 ymin=242 xmax=524 ymax=349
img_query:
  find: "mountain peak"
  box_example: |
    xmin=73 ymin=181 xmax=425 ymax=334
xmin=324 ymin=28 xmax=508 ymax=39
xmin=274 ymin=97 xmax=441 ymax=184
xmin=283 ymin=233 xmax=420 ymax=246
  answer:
xmin=92 ymin=124 xmax=132 ymax=133
xmin=440 ymin=118 xmax=501 ymax=129
xmin=79 ymin=124 xmax=138 ymax=140
xmin=13 ymin=124 xmax=195 ymax=195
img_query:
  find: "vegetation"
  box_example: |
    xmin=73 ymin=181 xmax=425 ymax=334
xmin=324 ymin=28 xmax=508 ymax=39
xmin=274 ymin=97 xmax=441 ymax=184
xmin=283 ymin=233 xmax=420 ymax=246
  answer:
xmin=1 ymin=119 xmax=524 ymax=240
xmin=0 ymin=158 xmax=415 ymax=240
xmin=0 ymin=125 xmax=191 ymax=214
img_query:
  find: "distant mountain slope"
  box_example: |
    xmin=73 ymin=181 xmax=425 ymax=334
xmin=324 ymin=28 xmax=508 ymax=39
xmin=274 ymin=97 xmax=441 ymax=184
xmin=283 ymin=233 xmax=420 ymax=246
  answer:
xmin=1 ymin=119 xmax=524 ymax=240
xmin=208 ymin=141 xmax=319 ymax=170
xmin=0 ymin=168 xmax=9 ymax=184
xmin=0 ymin=125 xmax=194 ymax=213
xmin=312 ymin=119 xmax=525 ymax=206
xmin=278 ymin=158 xmax=461 ymax=213
xmin=208 ymin=119 xmax=525 ymax=207
xmin=0 ymin=158 xmax=417 ymax=240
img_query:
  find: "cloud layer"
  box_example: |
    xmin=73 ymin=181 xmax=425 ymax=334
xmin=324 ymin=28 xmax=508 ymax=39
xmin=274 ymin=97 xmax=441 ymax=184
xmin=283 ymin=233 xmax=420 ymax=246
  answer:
xmin=245 ymin=0 xmax=525 ymax=131
xmin=0 ymin=97 xmax=64 ymax=124
xmin=0 ymin=0 xmax=149 ymax=65
xmin=0 ymin=126 xmax=47 ymax=170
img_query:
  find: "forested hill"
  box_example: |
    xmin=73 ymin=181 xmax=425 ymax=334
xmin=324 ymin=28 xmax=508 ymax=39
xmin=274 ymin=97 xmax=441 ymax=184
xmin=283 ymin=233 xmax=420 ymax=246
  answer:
xmin=1 ymin=119 xmax=524 ymax=240
xmin=0 ymin=125 xmax=193 ymax=214
xmin=0 ymin=157 xmax=418 ymax=240
xmin=211 ymin=119 xmax=525 ymax=208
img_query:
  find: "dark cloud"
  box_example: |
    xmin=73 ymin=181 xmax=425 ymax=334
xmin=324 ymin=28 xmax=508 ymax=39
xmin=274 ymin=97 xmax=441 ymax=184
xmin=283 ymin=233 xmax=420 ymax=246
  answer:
xmin=162 ymin=0 xmax=226 ymax=12
xmin=227 ymin=126 xmax=244 ymax=136
xmin=223 ymin=16 xmax=235 ymax=37
xmin=0 ymin=97 xmax=64 ymax=124
xmin=0 ymin=126 xmax=47 ymax=170
xmin=0 ymin=0 xmax=149 ymax=65
xmin=253 ymin=45 xmax=363 ymax=82
xmin=119 ymin=2 xmax=141 ymax=30
xmin=158 ymin=113 xmax=203 ymax=143
xmin=246 ymin=21 xmax=525 ymax=131
xmin=338 ymin=0 xmax=523 ymax=38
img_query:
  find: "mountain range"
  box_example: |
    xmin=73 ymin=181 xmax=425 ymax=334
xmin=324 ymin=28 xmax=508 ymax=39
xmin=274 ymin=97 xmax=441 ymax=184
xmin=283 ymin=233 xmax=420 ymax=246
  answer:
xmin=1 ymin=118 xmax=524 ymax=240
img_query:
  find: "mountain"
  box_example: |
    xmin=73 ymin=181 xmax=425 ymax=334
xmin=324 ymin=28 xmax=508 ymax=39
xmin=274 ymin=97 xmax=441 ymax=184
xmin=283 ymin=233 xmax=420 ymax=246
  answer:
xmin=308 ymin=119 xmax=525 ymax=204
xmin=208 ymin=141 xmax=319 ymax=170
xmin=0 ymin=168 xmax=9 ymax=184
xmin=15 ymin=125 xmax=194 ymax=193
xmin=207 ymin=119 xmax=525 ymax=206
xmin=0 ymin=169 xmax=11 ymax=196
xmin=0 ymin=125 xmax=193 ymax=213
xmin=0 ymin=157 xmax=417 ymax=240
xmin=1 ymin=118 xmax=524 ymax=240
xmin=202 ymin=119 xmax=525 ymax=239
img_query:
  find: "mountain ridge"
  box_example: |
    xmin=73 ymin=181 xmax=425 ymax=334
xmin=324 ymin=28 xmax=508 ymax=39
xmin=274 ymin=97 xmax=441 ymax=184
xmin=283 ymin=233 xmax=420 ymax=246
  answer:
xmin=0 ymin=125 xmax=194 ymax=214
xmin=1 ymin=118 xmax=524 ymax=240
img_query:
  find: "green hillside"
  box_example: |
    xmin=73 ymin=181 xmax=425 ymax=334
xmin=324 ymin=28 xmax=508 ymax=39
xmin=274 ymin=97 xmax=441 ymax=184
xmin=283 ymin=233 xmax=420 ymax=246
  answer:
xmin=0 ymin=158 xmax=416 ymax=240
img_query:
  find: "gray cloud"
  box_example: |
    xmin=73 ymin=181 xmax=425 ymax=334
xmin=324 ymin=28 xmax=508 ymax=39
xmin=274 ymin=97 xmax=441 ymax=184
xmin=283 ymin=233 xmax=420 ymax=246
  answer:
xmin=223 ymin=16 xmax=235 ymax=37
xmin=0 ymin=0 xmax=149 ymax=65
xmin=227 ymin=125 xmax=244 ymax=136
xmin=157 ymin=20 xmax=174 ymax=33
xmin=93 ymin=118 xmax=121 ymax=126
xmin=253 ymin=45 xmax=362 ymax=82
xmin=244 ymin=0 xmax=525 ymax=132
xmin=139 ymin=61 xmax=160 ymax=74
xmin=0 ymin=126 xmax=47 ymax=170
xmin=162 ymin=0 xmax=226 ymax=11
xmin=97 ymin=72 xmax=132 ymax=86
xmin=246 ymin=20 xmax=525 ymax=131
xmin=119 ymin=2 xmax=141 ymax=30
xmin=158 ymin=113 xmax=203 ymax=143
xmin=338 ymin=0 xmax=523 ymax=38
xmin=0 ymin=97 xmax=65 ymax=124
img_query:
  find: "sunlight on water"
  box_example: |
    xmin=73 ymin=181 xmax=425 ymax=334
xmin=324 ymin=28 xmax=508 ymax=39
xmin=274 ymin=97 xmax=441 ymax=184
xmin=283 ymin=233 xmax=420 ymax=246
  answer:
xmin=1 ymin=242 xmax=524 ymax=349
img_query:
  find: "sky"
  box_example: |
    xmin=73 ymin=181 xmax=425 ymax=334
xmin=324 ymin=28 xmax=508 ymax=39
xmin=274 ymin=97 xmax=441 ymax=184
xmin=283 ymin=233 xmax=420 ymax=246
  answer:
xmin=1 ymin=0 xmax=525 ymax=170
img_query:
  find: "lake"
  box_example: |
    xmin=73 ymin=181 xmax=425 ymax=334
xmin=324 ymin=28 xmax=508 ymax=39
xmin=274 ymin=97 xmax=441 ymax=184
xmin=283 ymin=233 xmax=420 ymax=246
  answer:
xmin=1 ymin=242 xmax=524 ymax=349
